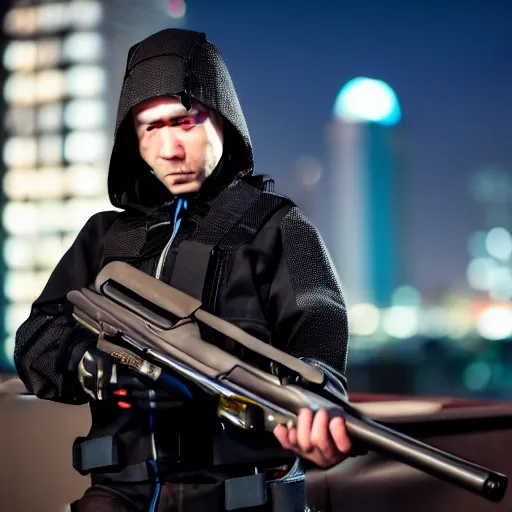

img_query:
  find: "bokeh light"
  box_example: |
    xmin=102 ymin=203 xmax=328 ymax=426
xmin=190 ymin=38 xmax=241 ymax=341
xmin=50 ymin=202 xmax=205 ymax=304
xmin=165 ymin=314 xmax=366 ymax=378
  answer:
xmin=486 ymin=227 xmax=512 ymax=261
xmin=333 ymin=77 xmax=401 ymax=125
xmin=476 ymin=306 xmax=512 ymax=341
xmin=391 ymin=285 xmax=422 ymax=307
xmin=349 ymin=303 xmax=380 ymax=336
xmin=62 ymin=32 xmax=103 ymax=63
xmin=295 ymin=155 xmax=323 ymax=188
xmin=168 ymin=0 xmax=187 ymax=19
xmin=463 ymin=361 xmax=492 ymax=391
xmin=467 ymin=258 xmax=496 ymax=291
xmin=382 ymin=306 xmax=419 ymax=339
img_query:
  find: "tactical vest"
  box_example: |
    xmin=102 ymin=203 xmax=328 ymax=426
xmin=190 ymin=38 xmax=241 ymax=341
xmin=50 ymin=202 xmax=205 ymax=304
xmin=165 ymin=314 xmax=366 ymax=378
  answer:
xmin=72 ymin=180 xmax=308 ymax=510
xmin=102 ymin=179 xmax=294 ymax=308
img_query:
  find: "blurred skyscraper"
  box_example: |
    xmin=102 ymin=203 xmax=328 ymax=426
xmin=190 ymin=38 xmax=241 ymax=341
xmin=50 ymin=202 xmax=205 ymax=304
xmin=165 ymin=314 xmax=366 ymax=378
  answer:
xmin=467 ymin=168 xmax=512 ymax=304
xmin=470 ymin=168 xmax=512 ymax=232
xmin=0 ymin=0 xmax=185 ymax=369
xmin=326 ymin=77 xmax=407 ymax=308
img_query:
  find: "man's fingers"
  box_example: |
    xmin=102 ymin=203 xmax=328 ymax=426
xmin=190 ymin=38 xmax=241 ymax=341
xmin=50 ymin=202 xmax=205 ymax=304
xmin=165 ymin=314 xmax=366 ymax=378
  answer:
xmin=310 ymin=409 xmax=337 ymax=460
xmin=274 ymin=424 xmax=301 ymax=453
xmin=288 ymin=426 xmax=298 ymax=447
xmin=329 ymin=416 xmax=352 ymax=454
xmin=274 ymin=424 xmax=293 ymax=450
xmin=296 ymin=408 xmax=314 ymax=453
xmin=275 ymin=410 xmax=351 ymax=469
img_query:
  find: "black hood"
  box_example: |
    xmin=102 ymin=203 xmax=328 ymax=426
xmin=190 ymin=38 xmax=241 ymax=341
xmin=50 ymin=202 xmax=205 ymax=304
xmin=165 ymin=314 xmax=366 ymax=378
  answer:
xmin=108 ymin=29 xmax=254 ymax=211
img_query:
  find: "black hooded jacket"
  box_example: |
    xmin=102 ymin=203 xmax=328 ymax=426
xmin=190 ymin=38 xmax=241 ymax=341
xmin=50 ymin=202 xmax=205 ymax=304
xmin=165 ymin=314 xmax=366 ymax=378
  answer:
xmin=14 ymin=29 xmax=349 ymax=480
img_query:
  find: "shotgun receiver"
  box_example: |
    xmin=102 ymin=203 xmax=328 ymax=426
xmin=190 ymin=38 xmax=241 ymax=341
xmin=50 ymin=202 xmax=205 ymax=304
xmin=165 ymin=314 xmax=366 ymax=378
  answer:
xmin=67 ymin=261 xmax=507 ymax=503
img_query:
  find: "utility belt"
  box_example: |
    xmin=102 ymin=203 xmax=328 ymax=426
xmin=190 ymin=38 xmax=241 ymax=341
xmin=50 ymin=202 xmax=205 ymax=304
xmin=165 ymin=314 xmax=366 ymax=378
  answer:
xmin=72 ymin=434 xmax=305 ymax=511
xmin=72 ymin=428 xmax=295 ymax=476
xmin=73 ymin=432 xmax=295 ymax=476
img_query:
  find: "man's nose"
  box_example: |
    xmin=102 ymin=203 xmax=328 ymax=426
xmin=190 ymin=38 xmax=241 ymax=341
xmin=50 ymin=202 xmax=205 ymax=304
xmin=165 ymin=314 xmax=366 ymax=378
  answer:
xmin=159 ymin=127 xmax=185 ymax=160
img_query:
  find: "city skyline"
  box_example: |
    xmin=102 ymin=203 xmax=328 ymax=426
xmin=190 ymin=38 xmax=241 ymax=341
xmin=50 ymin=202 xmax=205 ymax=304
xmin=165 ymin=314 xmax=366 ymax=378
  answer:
xmin=12 ymin=0 xmax=506 ymax=301
xmin=183 ymin=0 xmax=511 ymax=299
xmin=2 ymin=2 xmax=510 ymax=298
xmin=0 ymin=0 xmax=510 ymax=366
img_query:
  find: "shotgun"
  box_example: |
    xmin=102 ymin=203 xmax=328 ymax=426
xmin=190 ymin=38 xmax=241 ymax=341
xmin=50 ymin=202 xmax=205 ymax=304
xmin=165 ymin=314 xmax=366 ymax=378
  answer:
xmin=67 ymin=261 xmax=508 ymax=502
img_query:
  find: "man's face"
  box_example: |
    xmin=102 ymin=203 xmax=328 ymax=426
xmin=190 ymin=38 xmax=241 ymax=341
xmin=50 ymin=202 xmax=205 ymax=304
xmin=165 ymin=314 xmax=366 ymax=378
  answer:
xmin=132 ymin=96 xmax=224 ymax=195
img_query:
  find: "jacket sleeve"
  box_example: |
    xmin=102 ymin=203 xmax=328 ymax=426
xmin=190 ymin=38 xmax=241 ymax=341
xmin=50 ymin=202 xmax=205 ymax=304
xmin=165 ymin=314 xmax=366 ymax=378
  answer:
xmin=256 ymin=206 xmax=350 ymax=391
xmin=13 ymin=211 xmax=118 ymax=404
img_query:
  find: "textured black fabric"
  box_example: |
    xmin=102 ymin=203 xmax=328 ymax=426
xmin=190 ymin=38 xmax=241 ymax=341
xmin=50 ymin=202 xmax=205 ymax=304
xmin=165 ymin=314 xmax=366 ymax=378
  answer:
xmin=185 ymin=181 xmax=261 ymax=246
xmin=15 ymin=313 xmax=67 ymax=397
xmin=279 ymin=208 xmax=349 ymax=375
xmin=103 ymin=214 xmax=148 ymax=262
xmin=220 ymin=190 xmax=291 ymax=251
xmin=14 ymin=212 xmax=117 ymax=402
xmin=15 ymin=312 xmax=96 ymax=403
xmin=109 ymin=29 xmax=253 ymax=211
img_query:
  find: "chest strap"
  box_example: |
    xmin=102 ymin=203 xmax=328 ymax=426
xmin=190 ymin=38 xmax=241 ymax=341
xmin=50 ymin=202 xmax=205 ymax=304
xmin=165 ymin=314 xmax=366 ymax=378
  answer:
xmin=170 ymin=180 xmax=292 ymax=302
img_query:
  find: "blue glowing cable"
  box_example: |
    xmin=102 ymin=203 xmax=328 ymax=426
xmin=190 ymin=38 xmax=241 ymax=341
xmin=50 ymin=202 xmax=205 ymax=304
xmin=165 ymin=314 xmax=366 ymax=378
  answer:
xmin=149 ymin=197 xmax=188 ymax=512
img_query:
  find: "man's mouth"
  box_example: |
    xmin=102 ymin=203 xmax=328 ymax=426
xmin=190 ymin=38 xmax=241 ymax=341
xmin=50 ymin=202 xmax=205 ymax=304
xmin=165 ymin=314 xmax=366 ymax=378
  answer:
xmin=168 ymin=170 xmax=194 ymax=176
xmin=168 ymin=171 xmax=195 ymax=184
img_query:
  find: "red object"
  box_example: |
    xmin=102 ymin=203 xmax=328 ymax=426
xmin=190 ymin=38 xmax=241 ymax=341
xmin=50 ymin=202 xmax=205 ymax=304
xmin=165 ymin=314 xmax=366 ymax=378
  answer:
xmin=114 ymin=389 xmax=131 ymax=408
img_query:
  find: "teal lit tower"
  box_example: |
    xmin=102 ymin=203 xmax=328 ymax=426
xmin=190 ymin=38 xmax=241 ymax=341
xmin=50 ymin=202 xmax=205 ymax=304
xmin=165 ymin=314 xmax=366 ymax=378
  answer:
xmin=327 ymin=77 xmax=406 ymax=307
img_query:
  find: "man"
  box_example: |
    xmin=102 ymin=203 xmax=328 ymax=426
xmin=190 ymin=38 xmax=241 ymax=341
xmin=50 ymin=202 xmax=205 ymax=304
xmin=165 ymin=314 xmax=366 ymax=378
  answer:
xmin=14 ymin=29 xmax=352 ymax=511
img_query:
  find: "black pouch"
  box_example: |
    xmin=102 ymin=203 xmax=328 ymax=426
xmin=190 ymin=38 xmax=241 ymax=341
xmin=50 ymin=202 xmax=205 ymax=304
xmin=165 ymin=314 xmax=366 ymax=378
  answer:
xmin=72 ymin=435 xmax=121 ymax=475
xmin=224 ymin=473 xmax=267 ymax=510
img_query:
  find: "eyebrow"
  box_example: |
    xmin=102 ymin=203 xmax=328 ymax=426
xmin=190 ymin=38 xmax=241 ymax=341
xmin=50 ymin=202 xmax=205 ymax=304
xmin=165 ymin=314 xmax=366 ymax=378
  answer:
xmin=135 ymin=104 xmax=198 ymax=125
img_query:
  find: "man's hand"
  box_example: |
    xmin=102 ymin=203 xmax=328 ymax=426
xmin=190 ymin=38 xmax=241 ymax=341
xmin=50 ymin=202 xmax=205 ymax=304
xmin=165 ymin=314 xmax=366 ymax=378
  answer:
xmin=77 ymin=346 xmax=170 ymax=409
xmin=274 ymin=408 xmax=352 ymax=468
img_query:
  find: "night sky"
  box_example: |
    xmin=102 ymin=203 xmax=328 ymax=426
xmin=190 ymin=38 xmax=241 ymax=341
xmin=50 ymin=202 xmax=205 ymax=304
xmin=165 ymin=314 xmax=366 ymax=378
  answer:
xmin=137 ymin=1 xmax=512 ymax=297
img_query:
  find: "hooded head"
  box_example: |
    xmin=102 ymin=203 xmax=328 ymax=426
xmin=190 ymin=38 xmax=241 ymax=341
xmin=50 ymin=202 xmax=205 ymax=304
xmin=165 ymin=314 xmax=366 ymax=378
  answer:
xmin=109 ymin=29 xmax=254 ymax=211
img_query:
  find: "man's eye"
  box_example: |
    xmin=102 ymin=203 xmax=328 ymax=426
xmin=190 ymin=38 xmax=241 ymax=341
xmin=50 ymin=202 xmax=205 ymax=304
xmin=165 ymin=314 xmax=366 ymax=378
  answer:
xmin=146 ymin=121 xmax=165 ymax=131
xmin=177 ymin=116 xmax=196 ymax=128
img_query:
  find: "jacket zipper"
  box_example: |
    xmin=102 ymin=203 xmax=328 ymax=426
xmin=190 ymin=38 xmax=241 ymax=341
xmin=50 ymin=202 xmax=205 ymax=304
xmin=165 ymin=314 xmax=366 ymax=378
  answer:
xmin=155 ymin=235 xmax=174 ymax=280
xmin=150 ymin=198 xmax=186 ymax=491
xmin=154 ymin=198 xmax=186 ymax=280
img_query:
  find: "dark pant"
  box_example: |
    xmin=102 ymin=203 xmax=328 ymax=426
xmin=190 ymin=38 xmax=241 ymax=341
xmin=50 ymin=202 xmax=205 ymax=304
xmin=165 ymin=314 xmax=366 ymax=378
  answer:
xmin=71 ymin=481 xmax=228 ymax=512
xmin=71 ymin=475 xmax=306 ymax=512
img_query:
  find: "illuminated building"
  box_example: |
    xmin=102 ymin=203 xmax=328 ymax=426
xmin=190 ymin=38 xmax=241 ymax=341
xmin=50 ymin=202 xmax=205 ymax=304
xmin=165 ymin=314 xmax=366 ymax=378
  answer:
xmin=326 ymin=77 xmax=408 ymax=308
xmin=0 ymin=0 xmax=182 ymax=369
xmin=0 ymin=1 xmax=109 ymax=369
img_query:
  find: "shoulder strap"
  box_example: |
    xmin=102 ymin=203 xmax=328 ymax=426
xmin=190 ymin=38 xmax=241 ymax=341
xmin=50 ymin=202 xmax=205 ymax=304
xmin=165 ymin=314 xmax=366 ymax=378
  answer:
xmin=170 ymin=180 xmax=292 ymax=301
